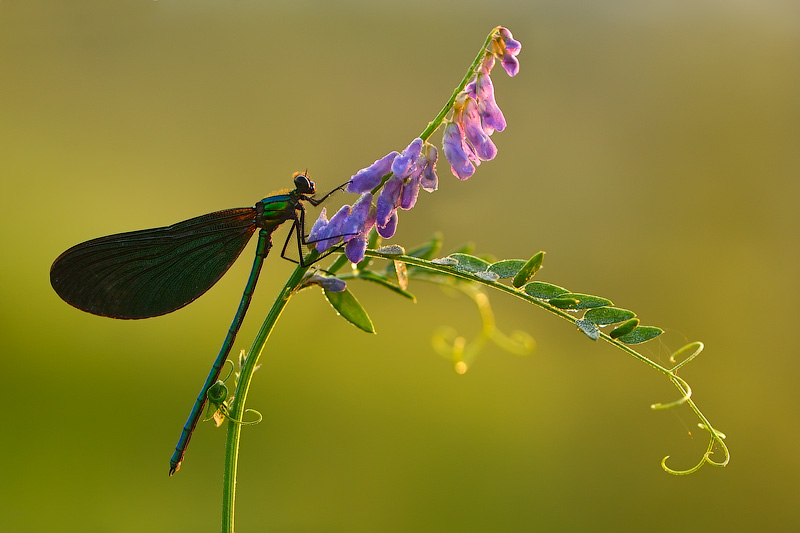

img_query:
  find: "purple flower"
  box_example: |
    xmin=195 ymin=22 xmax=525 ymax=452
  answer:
xmin=346 ymin=151 xmax=399 ymax=194
xmin=498 ymin=27 xmax=522 ymax=56
xmin=341 ymin=193 xmax=376 ymax=263
xmin=378 ymin=210 xmax=398 ymax=239
xmin=399 ymin=140 xmax=439 ymax=208
xmin=344 ymin=235 xmax=368 ymax=264
xmin=476 ymin=73 xmax=506 ymax=134
xmin=300 ymin=29 xmax=522 ymax=267
xmin=419 ymin=144 xmax=438 ymax=192
xmin=496 ymin=27 xmax=521 ymax=77
xmin=442 ymin=121 xmax=475 ymax=180
xmin=391 ymin=138 xmax=423 ymax=178
xmin=458 ymin=96 xmax=497 ymax=161
xmin=374 ymin=139 xmax=439 ymax=225
xmin=439 ymin=27 xmax=522 ymax=179
xmin=304 ymin=273 xmax=347 ymax=292
xmin=376 ymin=175 xmax=403 ymax=229
xmin=311 ymin=204 xmax=351 ymax=253
xmin=500 ymin=54 xmax=519 ymax=78
xmin=399 ymin=171 xmax=421 ymax=210
xmin=309 ymin=193 xmax=377 ymax=262
xmin=308 ymin=207 xmax=329 ymax=243
xmin=341 ymin=192 xmax=373 ymax=241
xmin=464 ymin=79 xmax=478 ymax=98
xmin=334 ymin=137 xmax=439 ymax=257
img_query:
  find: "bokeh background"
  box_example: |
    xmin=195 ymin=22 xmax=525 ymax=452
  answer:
xmin=2 ymin=1 xmax=798 ymax=531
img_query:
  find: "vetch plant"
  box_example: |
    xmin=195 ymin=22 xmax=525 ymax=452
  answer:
xmin=49 ymin=26 xmax=728 ymax=532
xmin=225 ymin=26 xmax=727 ymax=528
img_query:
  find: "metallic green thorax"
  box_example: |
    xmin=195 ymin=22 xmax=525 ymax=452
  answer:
xmin=255 ymin=191 xmax=309 ymax=232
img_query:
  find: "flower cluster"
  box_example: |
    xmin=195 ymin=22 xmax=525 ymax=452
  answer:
xmin=308 ymin=138 xmax=437 ymax=264
xmin=442 ymin=27 xmax=521 ymax=180
xmin=307 ymin=192 xmax=375 ymax=265
xmin=309 ymin=27 xmax=521 ymax=265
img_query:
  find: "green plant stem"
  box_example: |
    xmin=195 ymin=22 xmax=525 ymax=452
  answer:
xmin=221 ymin=257 xmax=314 ymax=532
xmin=417 ymin=29 xmax=496 ymax=142
xmin=218 ymin=28 xmax=502 ymax=529
xmin=369 ymin=28 xmax=498 ymax=198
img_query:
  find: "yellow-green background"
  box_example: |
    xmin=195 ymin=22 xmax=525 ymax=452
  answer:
xmin=2 ymin=1 xmax=798 ymax=531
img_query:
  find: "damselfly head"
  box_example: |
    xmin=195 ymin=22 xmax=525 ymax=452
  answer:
xmin=292 ymin=171 xmax=316 ymax=195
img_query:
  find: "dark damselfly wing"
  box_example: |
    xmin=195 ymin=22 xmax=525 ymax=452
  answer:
xmin=50 ymin=208 xmax=258 ymax=319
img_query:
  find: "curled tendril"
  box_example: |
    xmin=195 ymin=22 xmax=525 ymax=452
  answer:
xmin=668 ymin=341 xmax=704 ymax=372
xmin=661 ymin=421 xmax=729 ymax=475
xmin=646 ymin=342 xmax=728 ymax=474
xmin=205 ymin=386 xmax=263 ymax=427
xmin=204 ymin=352 xmax=264 ymax=427
xmin=212 ymin=405 xmax=264 ymax=427
xmin=651 ymin=374 xmax=692 ymax=410
xmin=431 ymin=283 xmax=534 ymax=373
xmin=220 ymin=359 xmax=235 ymax=383
xmin=432 ymin=326 xmax=469 ymax=373
xmin=495 ymin=329 xmax=536 ymax=355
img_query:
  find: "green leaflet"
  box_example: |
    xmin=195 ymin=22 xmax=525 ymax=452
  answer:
xmin=616 ymin=326 xmax=663 ymax=345
xmin=375 ymin=244 xmax=405 ymax=256
xmin=583 ymin=307 xmax=636 ymax=326
xmin=551 ymin=293 xmax=613 ymax=310
xmin=609 ymin=318 xmax=639 ymax=339
xmin=476 ymin=271 xmax=500 ymax=282
xmin=323 ymin=288 xmax=376 ymax=333
xmin=512 ymin=251 xmax=545 ymax=287
xmin=549 ymin=297 xmax=581 ymax=309
xmin=576 ymin=318 xmax=600 ymax=340
xmin=449 ymin=253 xmax=492 ymax=273
xmin=487 ymin=259 xmax=527 ymax=279
xmin=523 ymin=281 xmax=570 ymax=300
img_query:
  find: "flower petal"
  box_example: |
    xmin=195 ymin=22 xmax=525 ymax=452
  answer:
xmin=476 ymin=73 xmax=506 ymax=134
xmin=377 ymin=210 xmax=398 ymax=238
xmin=492 ymin=27 xmax=521 ymax=77
xmin=376 ymin=176 xmax=402 ymax=227
xmin=442 ymin=122 xmax=475 ymax=180
xmin=460 ymin=97 xmax=497 ymax=161
xmin=501 ymin=53 xmax=519 ymax=77
xmin=308 ymin=208 xmax=328 ymax=243
xmin=464 ymin=79 xmax=478 ymax=99
xmin=341 ymin=192 xmax=373 ymax=241
xmin=420 ymin=144 xmax=438 ymax=192
xmin=391 ymin=138 xmax=423 ymax=178
xmin=346 ymin=151 xmax=399 ymax=193
xmin=345 ymin=234 xmax=368 ymax=263
xmin=498 ymin=27 xmax=522 ymax=56
xmin=315 ymin=204 xmax=350 ymax=252
xmin=306 ymin=273 xmax=347 ymax=292
xmin=399 ymin=171 xmax=421 ymax=210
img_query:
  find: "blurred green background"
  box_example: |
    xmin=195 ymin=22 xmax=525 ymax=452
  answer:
xmin=2 ymin=1 xmax=798 ymax=531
